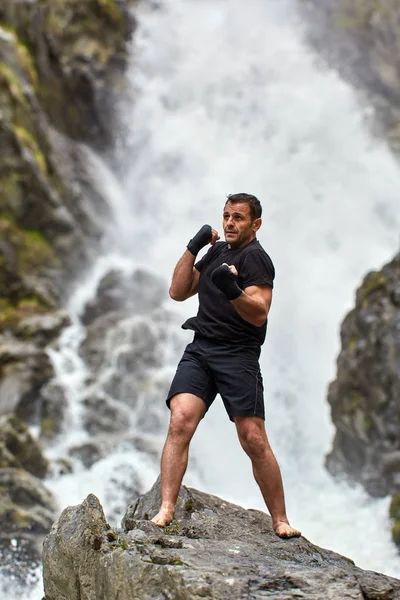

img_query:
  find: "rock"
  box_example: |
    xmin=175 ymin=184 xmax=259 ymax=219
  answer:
xmin=300 ymin=0 xmax=400 ymax=156
xmin=68 ymin=442 xmax=104 ymax=469
xmin=42 ymin=481 xmax=400 ymax=600
xmin=0 ymin=467 xmax=57 ymax=579
xmin=0 ymin=414 xmax=48 ymax=477
xmin=82 ymin=393 xmax=132 ymax=436
xmin=326 ymin=254 xmax=400 ymax=498
xmin=0 ymin=332 xmax=55 ymax=420
xmin=81 ymin=267 xmax=167 ymax=326
xmin=38 ymin=382 xmax=68 ymax=441
xmin=16 ymin=309 xmax=70 ymax=345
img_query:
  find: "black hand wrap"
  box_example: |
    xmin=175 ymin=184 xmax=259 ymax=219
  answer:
xmin=211 ymin=264 xmax=242 ymax=300
xmin=187 ymin=224 xmax=212 ymax=256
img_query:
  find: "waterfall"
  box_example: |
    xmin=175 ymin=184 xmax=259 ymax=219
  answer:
xmin=3 ymin=0 xmax=400 ymax=596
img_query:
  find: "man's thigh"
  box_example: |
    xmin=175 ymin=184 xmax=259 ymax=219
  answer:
xmin=209 ymin=345 xmax=265 ymax=422
xmin=166 ymin=339 xmax=218 ymax=412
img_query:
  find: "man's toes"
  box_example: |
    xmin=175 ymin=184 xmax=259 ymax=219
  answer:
xmin=274 ymin=522 xmax=301 ymax=539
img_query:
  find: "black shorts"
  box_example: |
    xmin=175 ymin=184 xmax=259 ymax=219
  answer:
xmin=166 ymin=336 xmax=264 ymax=421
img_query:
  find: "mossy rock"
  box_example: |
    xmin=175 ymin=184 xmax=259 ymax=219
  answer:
xmin=392 ymin=520 xmax=400 ymax=547
xmin=389 ymin=494 xmax=400 ymax=521
xmin=0 ymin=414 xmax=49 ymax=478
xmin=334 ymin=0 xmax=383 ymax=30
xmin=40 ymin=415 xmax=58 ymax=439
xmin=0 ymin=217 xmax=58 ymax=277
xmin=356 ymin=270 xmax=387 ymax=307
xmin=389 ymin=493 xmax=400 ymax=547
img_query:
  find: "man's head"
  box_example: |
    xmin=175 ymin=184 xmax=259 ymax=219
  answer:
xmin=223 ymin=193 xmax=262 ymax=249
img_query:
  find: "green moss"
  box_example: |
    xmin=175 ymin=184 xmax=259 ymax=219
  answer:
xmin=18 ymin=229 xmax=58 ymax=274
xmin=14 ymin=126 xmax=48 ymax=176
xmin=357 ymin=271 xmax=387 ymax=306
xmin=389 ymin=494 xmax=400 ymax=521
xmin=163 ymin=520 xmax=181 ymax=536
xmin=347 ymin=336 xmax=358 ymax=354
xmin=95 ymin=0 xmax=123 ymax=25
xmin=40 ymin=416 xmax=57 ymax=437
xmin=120 ymin=538 xmax=128 ymax=550
xmin=0 ymin=25 xmax=39 ymax=88
xmin=392 ymin=520 xmax=400 ymax=547
xmin=0 ymin=62 xmax=27 ymax=106
xmin=185 ymin=499 xmax=193 ymax=512
xmin=334 ymin=0 xmax=383 ymax=30
xmin=16 ymin=43 xmax=38 ymax=88
xmin=349 ymin=392 xmax=363 ymax=411
xmin=0 ymin=302 xmax=20 ymax=329
xmin=9 ymin=507 xmax=32 ymax=529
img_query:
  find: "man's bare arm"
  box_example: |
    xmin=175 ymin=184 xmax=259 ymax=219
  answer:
xmin=230 ymin=284 xmax=272 ymax=327
xmin=169 ymin=250 xmax=200 ymax=301
xmin=169 ymin=226 xmax=220 ymax=302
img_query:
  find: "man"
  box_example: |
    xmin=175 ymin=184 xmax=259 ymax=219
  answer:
xmin=152 ymin=193 xmax=300 ymax=538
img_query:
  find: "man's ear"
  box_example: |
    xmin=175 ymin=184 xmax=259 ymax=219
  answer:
xmin=253 ymin=218 xmax=262 ymax=232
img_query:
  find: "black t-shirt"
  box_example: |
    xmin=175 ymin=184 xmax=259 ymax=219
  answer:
xmin=182 ymin=238 xmax=275 ymax=347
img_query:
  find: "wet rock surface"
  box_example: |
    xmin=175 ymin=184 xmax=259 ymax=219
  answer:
xmin=42 ymin=481 xmax=400 ymax=600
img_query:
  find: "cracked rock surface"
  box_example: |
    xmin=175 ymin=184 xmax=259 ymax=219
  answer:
xmin=42 ymin=479 xmax=400 ymax=600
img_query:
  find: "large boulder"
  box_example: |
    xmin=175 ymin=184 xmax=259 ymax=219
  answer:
xmin=326 ymin=254 xmax=400 ymax=497
xmin=0 ymin=467 xmax=57 ymax=581
xmin=42 ymin=482 xmax=400 ymax=600
xmin=326 ymin=253 xmax=400 ymax=549
xmin=0 ymin=414 xmax=48 ymax=477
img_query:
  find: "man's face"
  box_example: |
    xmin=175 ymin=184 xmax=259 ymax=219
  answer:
xmin=223 ymin=201 xmax=260 ymax=249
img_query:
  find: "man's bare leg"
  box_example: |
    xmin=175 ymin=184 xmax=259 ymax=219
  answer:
xmin=152 ymin=393 xmax=206 ymax=527
xmin=235 ymin=416 xmax=301 ymax=539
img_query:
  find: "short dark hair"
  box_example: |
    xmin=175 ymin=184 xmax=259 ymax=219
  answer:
xmin=225 ymin=193 xmax=262 ymax=220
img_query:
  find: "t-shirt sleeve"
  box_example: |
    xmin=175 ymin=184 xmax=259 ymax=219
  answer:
xmin=194 ymin=243 xmax=218 ymax=272
xmin=241 ymin=250 xmax=275 ymax=289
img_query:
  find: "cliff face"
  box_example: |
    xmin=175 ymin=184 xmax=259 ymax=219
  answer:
xmin=301 ymin=0 xmax=400 ymax=156
xmin=41 ymin=481 xmax=400 ymax=600
xmin=326 ymin=254 xmax=400 ymax=496
xmin=0 ymin=0 xmax=135 ymax=576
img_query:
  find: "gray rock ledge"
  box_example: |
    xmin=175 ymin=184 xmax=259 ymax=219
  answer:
xmin=42 ymin=480 xmax=400 ymax=600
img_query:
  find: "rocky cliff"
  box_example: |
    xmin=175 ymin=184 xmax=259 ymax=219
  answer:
xmin=0 ymin=0 xmax=135 ymax=578
xmin=41 ymin=480 xmax=400 ymax=600
xmin=301 ymin=0 xmax=400 ymax=156
xmin=326 ymin=254 xmax=400 ymax=547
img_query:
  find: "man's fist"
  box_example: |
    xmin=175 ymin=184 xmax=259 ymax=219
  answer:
xmin=211 ymin=264 xmax=242 ymax=300
xmin=187 ymin=225 xmax=212 ymax=256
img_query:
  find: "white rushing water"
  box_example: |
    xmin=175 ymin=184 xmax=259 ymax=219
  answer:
xmin=3 ymin=0 xmax=400 ymax=596
xmin=115 ymin=0 xmax=400 ymax=574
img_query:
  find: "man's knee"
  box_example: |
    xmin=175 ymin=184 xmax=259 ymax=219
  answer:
xmin=168 ymin=393 xmax=205 ymax=438
xmin=235 ymin=418 xmax=268 ymax=457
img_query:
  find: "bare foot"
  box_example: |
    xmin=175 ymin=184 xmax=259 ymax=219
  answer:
xmin=151 ymin=507 xmax=175 ymax=527
xmin=273 ymin=520 xmax=301 ymax=539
